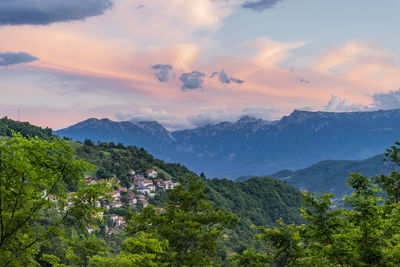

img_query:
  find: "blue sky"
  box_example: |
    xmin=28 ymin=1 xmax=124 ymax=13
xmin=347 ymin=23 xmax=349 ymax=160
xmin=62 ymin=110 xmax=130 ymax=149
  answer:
xmin=1 ymin=0 xmax=400 ymax=130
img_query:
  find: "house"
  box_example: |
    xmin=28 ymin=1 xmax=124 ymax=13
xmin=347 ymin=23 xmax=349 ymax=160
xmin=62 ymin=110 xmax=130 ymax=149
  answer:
xmin=110 ymin=214 xmax=118 ymax=221
xmin=112 ymin=190 xmax=121 ymax=200
xmin=87 ymin=226 xmax=96 ymax=234
xmin=116 ymin=216 xmax=124 ymax=226
xmin=128 ymin=197 xmax=137 ymax=206
xmin=137 ymin=185 xmax=150 ymax=195
xmin=147 ymin=184 xmax=156 ymax=192
xmin=128 ymin=169 xmax=135 ymax=175
xmin=142 ymin=179 xmax=153 ymax=186
xmin=111 ymin=201 xmax=123 ymax=208
xmin=160 ymin=180 xmax=174 ymax=190
xmin=148 ymin=193 xmax=155 ymax=198
xmin=133 ymin=177 xmax=141 ymax=186
xmin=128 ymin=192 xmax=137 ymax=205
xmin=146 ymin=170 xmax=158 ymax=178
xmin=119 ymin=187 xmax=127 ymax=192
xmin=140 ymin=199 xmax=148 ymax=207
xmin=137 ymin=195 xmax=146 ymax=200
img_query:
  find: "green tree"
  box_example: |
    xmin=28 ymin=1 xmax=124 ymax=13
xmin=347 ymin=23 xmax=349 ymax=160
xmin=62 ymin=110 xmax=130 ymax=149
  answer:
xmin=232 ymin=141 xmax=400 ymax=266
xmin=90 ymin=232 xmax=170 ymax=267
xmin=125 ymin=176 xmax=239 ymax=266
xmin=0 ymin=133 xmax=111 ymax=265
xmin=66 ymin=231 xmax=108 ymax=266
xmin=233 ymin=171 xmax=400 ymax=267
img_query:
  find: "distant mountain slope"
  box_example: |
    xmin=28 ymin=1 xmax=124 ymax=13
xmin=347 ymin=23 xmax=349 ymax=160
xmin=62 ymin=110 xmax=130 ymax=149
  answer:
xmin=56 ymin=118 xmax=173 ymax=150
xmin=204 ymin=177 xmax=303 ymax=252
xmin=268 ymin=154 xmax=399 ymax=198
xmin=55 ymin=109 xmax=400 ymax=178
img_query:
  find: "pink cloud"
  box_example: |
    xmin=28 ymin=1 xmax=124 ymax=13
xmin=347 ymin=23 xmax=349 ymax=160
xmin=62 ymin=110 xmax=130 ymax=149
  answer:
xmin=2 ymin=1 xmax=400 ymax=130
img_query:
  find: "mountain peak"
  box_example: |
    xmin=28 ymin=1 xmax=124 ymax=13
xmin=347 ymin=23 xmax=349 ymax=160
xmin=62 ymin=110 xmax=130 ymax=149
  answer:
xmin=237 ymin=115 xmax=258 ymax=123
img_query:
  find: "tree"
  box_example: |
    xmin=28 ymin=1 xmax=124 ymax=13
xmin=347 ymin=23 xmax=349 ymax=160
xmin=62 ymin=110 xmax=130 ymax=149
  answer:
xmin=0 ymin=133 xmax=111 ymax=265
xmin=84 ymin=139 xmax=95 ymax=147
xmin=66 ymin=231 xmax=108 ymax=266
xmin=90 ymin=232 xmax=170 ymax=267
xmin=232 ymin=141 xmax=400 ymax=266
xmin=125 ymin=176 xmax=239 ymax=266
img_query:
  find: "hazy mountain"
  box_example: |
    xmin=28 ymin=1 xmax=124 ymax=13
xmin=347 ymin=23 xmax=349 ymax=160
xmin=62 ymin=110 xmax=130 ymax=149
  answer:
xmin=237 ymin=154 xmax=399 ymax=198
xmin=56 ymin=118 xmax=173 ymax=150
xmin=55 ymin=109 xmax=400 ymax=178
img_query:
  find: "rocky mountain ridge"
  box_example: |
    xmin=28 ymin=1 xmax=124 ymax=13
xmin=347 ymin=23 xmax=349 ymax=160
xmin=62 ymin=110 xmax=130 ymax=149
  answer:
xmin=55 ymin=109 xmax=400 ymax=178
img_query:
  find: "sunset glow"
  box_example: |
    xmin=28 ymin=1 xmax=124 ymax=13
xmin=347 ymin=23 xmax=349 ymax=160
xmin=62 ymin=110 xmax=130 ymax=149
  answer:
xmin=1 ymin=0 xmax=400 ymax=130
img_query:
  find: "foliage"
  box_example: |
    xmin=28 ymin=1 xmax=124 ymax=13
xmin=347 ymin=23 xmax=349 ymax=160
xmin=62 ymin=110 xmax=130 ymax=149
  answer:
xmin=66 ymin=231 xmax=108 ymax=266
xmin=0 ymin=116 xmax=53 ymax=140
xmin=90 ymin=232 xmax=170 ymax=267
xmin=230 ymin=248 xmax=271 ymax=267
xmin=204 ymin=177 xmax=303 ymax=255
xmin=0 ymin=133 xmax=111 ymax=265
xmin=71 ymin=139 xmax=304 ymax=261
xmin=72 ymin=141 xmax=195 ymax=185
xmin=0 ymin=119 xmax=307 ymax=265
xmin=125 ymin=176 xmax=239 ymax=266
xmin=233 ymin=150 xmax=400 ymax=267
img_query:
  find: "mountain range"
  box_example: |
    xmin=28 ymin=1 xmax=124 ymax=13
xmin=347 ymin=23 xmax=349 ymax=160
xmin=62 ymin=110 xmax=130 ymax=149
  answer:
xmin=55 ymin=109 xmax=400 ymax=178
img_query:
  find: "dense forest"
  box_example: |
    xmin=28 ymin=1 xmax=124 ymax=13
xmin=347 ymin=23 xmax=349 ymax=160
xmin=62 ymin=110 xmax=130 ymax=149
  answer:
xmin=2 ymin=117 xmax=400 ymax=266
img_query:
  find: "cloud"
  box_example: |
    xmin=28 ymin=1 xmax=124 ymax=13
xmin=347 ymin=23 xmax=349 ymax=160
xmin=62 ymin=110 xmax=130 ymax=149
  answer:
xmin=0 ymin=51 xmax=38 ymax=66
xmin=242 ymin=0 xmax=282 ymax=12
xmin=180 ymin=70 xmax=206 ymax=90
xmin=151 ymin=64 xmax=173 ymax=82
xmin=241 ymin=107 xmax=275 ymax=120
xmin=116 ymin=108 xmax=189 ymax=131
xmin=116 ymin=106 xmax=278 ymax=131
xmin=219 ymin=70 xmax=231 ymax=84
xmin=214 ymin=70 xmax=245 ymax=84
xmin=371 ymin=89 xmax=400 ymax=110
xmin=0 ymin=0 xmax=113 ymax=25
xmin=324 ymin=94 xmax=366 ymax=112
xmin=323 ymin=90 xmax=400 ymax=112
xmin=299 ymin=78 xmax=309 ymax=84
xmin=230 ymin=77 xmax=245 ymax=84
xmin=187 ymin=110 xmax=239 ymax=127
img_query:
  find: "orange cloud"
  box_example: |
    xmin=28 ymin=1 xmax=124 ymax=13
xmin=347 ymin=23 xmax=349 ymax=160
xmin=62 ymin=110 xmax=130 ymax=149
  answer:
xmin=315 ymin=40 xmax=400 ymax=102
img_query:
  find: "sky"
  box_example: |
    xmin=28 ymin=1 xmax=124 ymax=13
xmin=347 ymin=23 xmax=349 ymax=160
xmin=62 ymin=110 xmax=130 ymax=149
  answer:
xmin=1 ymin=0 xmax=400 ymax=130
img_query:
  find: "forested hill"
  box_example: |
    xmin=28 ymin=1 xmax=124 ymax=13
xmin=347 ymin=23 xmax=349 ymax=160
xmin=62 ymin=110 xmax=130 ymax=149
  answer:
xmin=267 ymin=154 xmax=400 ymax=198
xmin=0 ymin=116 xmax=53 ymax=139
xmin=235 ymin=153 xmax=400 ymax=199
xmin=0 ymin=117 xmax=303 ymax=257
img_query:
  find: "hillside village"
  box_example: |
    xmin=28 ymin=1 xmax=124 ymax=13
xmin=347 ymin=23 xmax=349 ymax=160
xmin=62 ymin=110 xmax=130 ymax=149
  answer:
xmin=77 ymin=169 xmax=179 ymax=234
